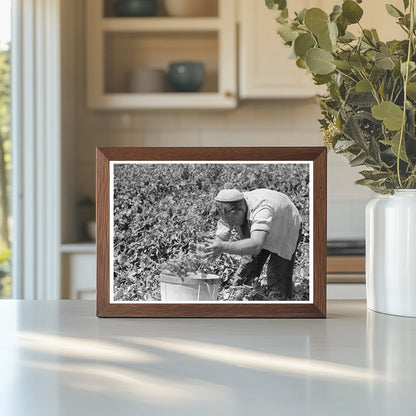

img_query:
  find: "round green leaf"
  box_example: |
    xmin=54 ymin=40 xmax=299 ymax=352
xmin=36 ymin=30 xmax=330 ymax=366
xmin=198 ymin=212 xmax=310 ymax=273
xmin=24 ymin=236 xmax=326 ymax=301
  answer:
xmin=389 ymin=132 xmax=408 ymax=162
xmin=342 ymin=0 xmax=363 ymax=24
xmin=328 ymin=21 xmax=338 ymax=43
xmin=356 ymin=80 xmax=372 ymax=92
xmin=296 ymin=8 xmax=307 ymax=23
xmin=385 ymin=4 xmax=403 ymax=18
xmin=296 ymin=57 xmax=308 ymax=69
xmin=371 ymin=29 xmax=380 ymax=42
xmin=350 ymin=54 xmax=368 ymax=70
xmin=339 ymin=31 xmax=356 ymax=43
xmin=318 ymin=28 xmax=333 ymax=52
xmin=313 ymin=74 xmax=332 ymax=85
xmin=371 ymin=101 xmax=404 ymax=131
xmin=375 ymin=56 xmax=395 ymax=70
xmin=407 ymin=82 xmax=416 ymax=99
xmin=266 ymin=0 xmax=287 ymax=11
xmin=330 ymin=5 xmax=342 ymax=22
xmin=336 ymin=15 xmax=348 ymax=36
xmin=304 ymin=8 xmax=328 ymax=35
xmin=294 ymin=33 xmax=316 ymax=58
xmin=401 ymin=61 xmax=416 ymax=76
xmin=333 ymin=60 xmax=353 ymax=70
xmin=305 ymin=48 xmax=335 ymax=75
xmin=277 ymin=23 xmax=298 ymax=43
xmin=318 ymin=22 xmax=338 ymax=52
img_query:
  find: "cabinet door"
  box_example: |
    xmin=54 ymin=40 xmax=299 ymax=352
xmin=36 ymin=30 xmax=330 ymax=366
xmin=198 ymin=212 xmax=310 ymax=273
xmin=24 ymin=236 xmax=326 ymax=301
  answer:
xmin=239 ymin=0 xmax=404 ymax=99
xmin=239 ymin=0 xmax=326 ymax=99
xmin=61 ymin=253 xmax=96 ymax=300
xmin=354 ymin=0 xmax=404 ymax=41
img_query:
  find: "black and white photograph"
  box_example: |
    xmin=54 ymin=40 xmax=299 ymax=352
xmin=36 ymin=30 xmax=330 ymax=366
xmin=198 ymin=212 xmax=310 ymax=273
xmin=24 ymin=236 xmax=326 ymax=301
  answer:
xmin=109 ymin=161 xmax=313 ymax=304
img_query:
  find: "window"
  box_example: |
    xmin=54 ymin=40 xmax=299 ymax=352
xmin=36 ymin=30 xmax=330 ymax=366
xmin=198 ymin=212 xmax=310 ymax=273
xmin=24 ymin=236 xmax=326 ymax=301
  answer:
xmin=0 ymin=0 xmax=11 ymax=298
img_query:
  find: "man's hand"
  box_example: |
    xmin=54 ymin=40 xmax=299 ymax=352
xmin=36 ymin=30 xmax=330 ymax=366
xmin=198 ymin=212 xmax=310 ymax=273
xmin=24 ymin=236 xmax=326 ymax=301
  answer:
xmin=202 ymin=240 xmax=225 ymax=260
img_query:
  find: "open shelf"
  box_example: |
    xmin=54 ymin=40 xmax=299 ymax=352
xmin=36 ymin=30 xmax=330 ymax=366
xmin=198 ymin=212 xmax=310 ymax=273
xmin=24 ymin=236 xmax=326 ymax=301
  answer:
xmin=101 ymin=17 xmax=221 ymax=31
xmin=104 ymin=31 xmax=218 ymax=94
xmin=103 ymin=0 xmax=219 ymax=18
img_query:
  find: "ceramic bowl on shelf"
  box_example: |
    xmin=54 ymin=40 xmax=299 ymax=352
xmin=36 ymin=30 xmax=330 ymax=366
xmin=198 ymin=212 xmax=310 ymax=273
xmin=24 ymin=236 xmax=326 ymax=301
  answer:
xmin=114 ymin=0 xmax=158 ymax=17
xmin=128 ymin=68 xmax=167 ymax=93
xmin=168 ymin=61 xmax=205 ymax=92
xmin=164 ymin=0 xmax=218 ymax=17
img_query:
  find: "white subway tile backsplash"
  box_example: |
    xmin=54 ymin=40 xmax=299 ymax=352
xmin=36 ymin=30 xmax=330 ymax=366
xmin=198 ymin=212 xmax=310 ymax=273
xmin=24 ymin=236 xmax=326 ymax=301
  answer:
xmin=199 ymin=129 xmax=257 ymax=146
xmin=224 ymin=104 xmax=263 ymax=129
xmin=74 ymin=101 xmax=374 ymax=239
xmin=327 ymin=199 xmax=369 ymax=240
xmin=251 ymin=102 xmax=297 ymax=130
xmin=178 ymin=111 xmax=227 ymax=130
xmin=293 ymin=98 xmax=322 ymax=129
xmin=75 ymin=111 xmax=135 ymax=131
xmin=76 ymin=132 xmax=133 ymax=163
xmin=328 ymin=151 xmax=351 ymax=167
xmin=327 ymin=153 xmax=375 ymax=200
xmin=141 ymin=130 xmax=199 ymax=146
xmin=132 ymin=111 xmax=180 ymax=130
xmin=117 ymin=131 xmax=143 ymax=146
xmin=254 ymin=130 xmax=322 ymax=146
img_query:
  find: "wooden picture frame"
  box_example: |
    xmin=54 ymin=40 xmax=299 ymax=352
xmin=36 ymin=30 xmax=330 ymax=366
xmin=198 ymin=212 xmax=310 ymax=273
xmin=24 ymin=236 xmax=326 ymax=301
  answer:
xmin=96 ymin=147 xmax=327 ymax=318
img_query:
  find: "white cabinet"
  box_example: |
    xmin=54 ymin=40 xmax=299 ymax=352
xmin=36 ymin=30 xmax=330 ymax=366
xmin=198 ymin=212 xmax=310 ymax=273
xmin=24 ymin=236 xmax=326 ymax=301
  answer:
xmin=86 ymin=0 xmax=237 ymax=109
xmin=85 ymin=0 xmax=406 ymax=107
xmin=61 ymin=244 xmax=96 ymax=300
xmin=59 ymin=248 xmax=366 ymax=300
xmin=238 ymin=0 xmax=325 ymax=99
xmin=238 ymin=0 xmax=404 ymax=99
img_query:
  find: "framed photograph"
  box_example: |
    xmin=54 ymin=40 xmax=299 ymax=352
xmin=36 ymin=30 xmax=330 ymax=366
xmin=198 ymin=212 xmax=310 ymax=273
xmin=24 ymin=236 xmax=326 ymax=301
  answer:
xmin=96 ymin=147 xmax=326 ymax=318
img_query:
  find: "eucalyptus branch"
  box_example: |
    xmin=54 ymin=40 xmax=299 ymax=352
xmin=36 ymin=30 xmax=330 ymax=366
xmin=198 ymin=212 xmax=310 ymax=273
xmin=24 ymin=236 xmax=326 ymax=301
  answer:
xmin=267 ymin=0 xmax=416 ymax=193
xmin=355 ymin=37 xmax=363 ymax=54
xmin=390 ymin=79 xmax=398 ymax=101
xmin=358 ymin=69 xmax=381 ymax=104
xmin=359 ymin=23 xmax=378 ymax=49
xmin=397 ymin=0 xmax=415 ymax=188
xmin=337 ymin=45 xmax=350 ymax=53
xmin=404 ymin=128 xmax=416 ymax=140
xmin=393 ymin=85 xmax=404 ymax=103
xmin=398 ymin=24 xmax=410 ymax=35
xmin=334 ymin=68 xmax=359 ymax=84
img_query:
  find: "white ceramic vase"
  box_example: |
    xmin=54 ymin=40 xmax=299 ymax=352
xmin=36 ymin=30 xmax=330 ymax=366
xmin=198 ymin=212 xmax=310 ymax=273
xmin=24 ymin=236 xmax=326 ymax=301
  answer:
xmin=366 ymin=189 xmax=416 ymax=317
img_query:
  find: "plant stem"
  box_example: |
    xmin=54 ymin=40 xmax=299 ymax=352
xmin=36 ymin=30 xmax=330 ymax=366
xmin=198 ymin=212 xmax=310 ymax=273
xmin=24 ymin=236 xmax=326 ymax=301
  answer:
xmin=358 ymin=69 xmax=381 ymax=104
xmin=397 ymin=0 xmax=415 ymax=188
xmin=334 ymin=68 xmax=358 ymax=84
xmin=390 ymin=79 xmax=398 ymax=101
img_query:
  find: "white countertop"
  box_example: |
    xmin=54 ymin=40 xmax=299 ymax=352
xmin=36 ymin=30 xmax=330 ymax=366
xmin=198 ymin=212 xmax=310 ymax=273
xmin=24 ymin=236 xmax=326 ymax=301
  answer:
xmin=0 ymin=300 xmax=415 ymax=415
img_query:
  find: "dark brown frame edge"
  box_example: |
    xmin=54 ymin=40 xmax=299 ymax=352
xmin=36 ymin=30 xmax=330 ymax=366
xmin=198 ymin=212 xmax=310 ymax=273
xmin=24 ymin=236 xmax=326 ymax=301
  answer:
xmin=96 ymin=147 xmax=327 ymax=318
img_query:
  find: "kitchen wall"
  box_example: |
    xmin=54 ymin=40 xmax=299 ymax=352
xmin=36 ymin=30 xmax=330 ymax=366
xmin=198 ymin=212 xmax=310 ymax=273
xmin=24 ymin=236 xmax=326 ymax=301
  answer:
xmin=61 ymin=0 xmax=375 ymax=243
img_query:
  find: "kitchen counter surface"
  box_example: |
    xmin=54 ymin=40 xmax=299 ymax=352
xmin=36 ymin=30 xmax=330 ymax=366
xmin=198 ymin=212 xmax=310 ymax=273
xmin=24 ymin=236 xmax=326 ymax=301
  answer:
xmin=0 ymin=300 xmax=415 ymax=415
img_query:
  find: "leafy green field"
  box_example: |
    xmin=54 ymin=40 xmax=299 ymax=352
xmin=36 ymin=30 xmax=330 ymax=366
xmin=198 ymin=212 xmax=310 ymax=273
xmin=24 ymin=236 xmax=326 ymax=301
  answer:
xmin=113 ymin=163 xmax=310 ymax=302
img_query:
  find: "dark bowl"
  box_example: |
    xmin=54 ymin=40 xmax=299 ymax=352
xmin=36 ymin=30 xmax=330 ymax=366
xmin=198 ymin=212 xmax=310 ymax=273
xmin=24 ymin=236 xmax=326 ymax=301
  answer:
xmin=168 ymin=62 xmax=205 ymax=92
xmin=114 ymin=0 xmax=158 ymax=17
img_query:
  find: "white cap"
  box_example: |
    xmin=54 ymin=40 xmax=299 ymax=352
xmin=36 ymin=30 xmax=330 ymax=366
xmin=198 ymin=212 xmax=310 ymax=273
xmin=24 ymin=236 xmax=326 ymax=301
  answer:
xmin=215 ymin=189 xmax=244 ymax=202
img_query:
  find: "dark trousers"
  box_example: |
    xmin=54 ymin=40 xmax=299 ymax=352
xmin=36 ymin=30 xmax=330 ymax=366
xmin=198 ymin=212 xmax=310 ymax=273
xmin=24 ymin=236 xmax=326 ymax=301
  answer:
xmin=233 ymin=231 xmax=301 ymax=300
